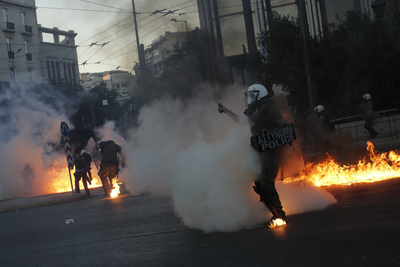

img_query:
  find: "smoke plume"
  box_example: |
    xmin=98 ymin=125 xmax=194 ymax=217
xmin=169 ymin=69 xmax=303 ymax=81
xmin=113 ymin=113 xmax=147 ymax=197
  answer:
xmin=123 ymin=83 xmax=337 ymax=233
xmin=0 ymin=85 xmax=72 ymax=199
xmin=0 ymin=81 xmax=336 ymax=233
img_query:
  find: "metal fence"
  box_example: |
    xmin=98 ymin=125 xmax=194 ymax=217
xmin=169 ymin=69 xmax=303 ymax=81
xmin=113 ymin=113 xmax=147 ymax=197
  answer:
xmin=331 ymin=109 xmax=400 ymax=143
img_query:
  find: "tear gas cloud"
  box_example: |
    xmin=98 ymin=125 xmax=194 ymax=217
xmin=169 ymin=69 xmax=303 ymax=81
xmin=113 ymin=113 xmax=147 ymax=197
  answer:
xmin=0 ymin=86 xmax=122 ymax=200
xmin=123 ymin=83 xmax=337 ymax=233
xmin=0 ymin=86 xmax=72 ymax=199
xmin=0 ymin=81 xmax=336 ymax=233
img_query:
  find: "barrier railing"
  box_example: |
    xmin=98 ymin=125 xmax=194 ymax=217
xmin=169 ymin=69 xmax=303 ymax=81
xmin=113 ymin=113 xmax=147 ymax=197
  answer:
xmin=331 ymin=109 xmax=400 ymax=143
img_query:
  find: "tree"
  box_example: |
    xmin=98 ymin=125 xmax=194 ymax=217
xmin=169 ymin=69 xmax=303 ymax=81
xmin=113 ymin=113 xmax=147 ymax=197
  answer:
xmin=158 ymin=29 xmax=205 ymax=99
xmin=49 ymin=79 xmax=84 ymax=97
xmin=68 ymin=82 xmax=121 ymax=149
xmin=255 ymin=11 xmax=400 ymax=119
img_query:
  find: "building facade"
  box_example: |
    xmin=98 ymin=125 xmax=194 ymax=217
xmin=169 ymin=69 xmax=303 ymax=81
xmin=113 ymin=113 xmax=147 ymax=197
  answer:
xmin=80 ymin=71 xmax=136 ymax=102
xmin=0 ymin=0 xmax=79 ymax=89
xmin=0 ymin=0 xmax=40 ymax=88
xmin=39 ymin=26 xmax=79 ymax=86
xmin=135 ymin=31 xmax=188 ymax=77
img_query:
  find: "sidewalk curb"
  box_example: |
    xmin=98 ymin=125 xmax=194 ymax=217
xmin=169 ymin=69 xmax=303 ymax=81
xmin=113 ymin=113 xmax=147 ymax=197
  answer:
xmin=0 ymin=194 xmax=89 ymax=213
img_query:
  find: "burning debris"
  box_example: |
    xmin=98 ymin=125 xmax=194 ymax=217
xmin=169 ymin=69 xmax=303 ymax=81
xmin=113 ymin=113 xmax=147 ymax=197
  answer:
xmin=47 ymin=162 xmax=102 ymax=193
xmin=268 ymin=218 xmax=287 ymax=228
xmin=285 ymin=141 xmax=400 ymax=187
xmin=110 ymin=179 xmax=121 ymax=198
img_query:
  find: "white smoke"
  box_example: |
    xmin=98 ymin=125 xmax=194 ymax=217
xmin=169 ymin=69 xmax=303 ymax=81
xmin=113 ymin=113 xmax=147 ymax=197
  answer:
xmin=0 ymin=86 xmax=71 ymax=199
xmin=95 ymin=121 xmax=125 ymax=145
xmin=124 ymin=83 xmax=337 ymax=233
xmin=0 ymin=81 xmax=336 ymax=232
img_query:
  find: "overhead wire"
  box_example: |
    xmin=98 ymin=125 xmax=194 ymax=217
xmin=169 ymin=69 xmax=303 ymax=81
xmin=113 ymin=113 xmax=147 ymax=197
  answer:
xmin=37 ymin=0 xmax=270 ymax=72
xmin=35 ymin=6 xmax=131 ymax=14
xmin=36 ymin=1 xmax=198 ymax=70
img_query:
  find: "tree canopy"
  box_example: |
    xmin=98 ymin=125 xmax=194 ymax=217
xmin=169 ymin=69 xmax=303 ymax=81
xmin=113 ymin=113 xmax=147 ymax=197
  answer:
xmin=256 ymin=11 xmax=400 ymax=119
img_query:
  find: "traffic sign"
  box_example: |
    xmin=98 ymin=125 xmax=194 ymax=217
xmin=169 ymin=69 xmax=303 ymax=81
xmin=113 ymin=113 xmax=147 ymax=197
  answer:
xmin=63 ymin=136 xmax=74 ymax=170
xmin=60 ymin=122 xmax=70 ymax=137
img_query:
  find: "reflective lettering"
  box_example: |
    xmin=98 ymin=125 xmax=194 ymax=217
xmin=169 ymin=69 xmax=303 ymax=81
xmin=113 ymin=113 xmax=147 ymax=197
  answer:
xmin=254 ymin=123 xmax=297 ymax=152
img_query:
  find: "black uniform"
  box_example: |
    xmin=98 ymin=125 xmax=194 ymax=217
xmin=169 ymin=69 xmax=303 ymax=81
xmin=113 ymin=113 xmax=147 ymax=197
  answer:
xmin=73 ymin=154 xmax=90 ymax=195
xmin=246 ymin=99 xmax=287 ymax=221
xmin=359 ymin=99 xmax=378 ymax=138
xmin=81 ymin=152 xmax=93 ymax=183
xmin=98 ymin=140 xmax=122 ymax=197
xmin=220 ymin=91 xmax=303 ymax=225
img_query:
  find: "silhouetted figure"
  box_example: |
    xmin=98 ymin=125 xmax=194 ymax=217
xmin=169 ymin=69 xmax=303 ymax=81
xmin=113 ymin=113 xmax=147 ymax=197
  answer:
xmin=80 ymin=149 xmax=92 ymax=185
xmin=22 ymin=163 xmax=35 ymax=195
xmin=304 ymin=105 xmax=336 ymax=152
xmin=219 ymin=84 xmax=304 ymax=227
xmin=73 ymin=153 xmax=90 ymax=195
xmin=96 ymin=140 xmax=125 ymax=197
xmin=359 ymin=93 xmax=378 ymax=138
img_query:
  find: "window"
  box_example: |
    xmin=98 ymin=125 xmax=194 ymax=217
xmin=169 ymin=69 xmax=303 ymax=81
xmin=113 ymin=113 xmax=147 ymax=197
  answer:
xmin=25 ymin=40 xmax=32 ymax=61
xmin=51 ymin=61 xmax=56 ymax=80
xmin=6 ymin=38 xmax=14 ymax=59
xmin=47 ymin=61 xmax=51 ymax=79
xmin=21 ymin=12 xmax=26 ymax=25
xmin=24 ymin=40 xmax=30 ymax=53
xmin=2 ymin=9 xmax=9 ymax=22
xmin=3 ymin=8 xmax=14 ymax=30
xmin=56 ymin=62 xmax=60 ymax=80
xmin=21 ymin=12 xmax=32 ymax=33
xmin=63 ymin=62 xmax=67 ymax=81
xmin=6 ymin=37 xmax=13 ymax=52
xmin=67 ymin=63 xmax=72 ymax=81
xmin=28 ymin=68 xmax=33 ymax=83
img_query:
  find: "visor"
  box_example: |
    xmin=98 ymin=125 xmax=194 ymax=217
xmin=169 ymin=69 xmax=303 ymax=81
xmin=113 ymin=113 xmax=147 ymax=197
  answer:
xmin=245 ymin=90 xmax=259 ymax=106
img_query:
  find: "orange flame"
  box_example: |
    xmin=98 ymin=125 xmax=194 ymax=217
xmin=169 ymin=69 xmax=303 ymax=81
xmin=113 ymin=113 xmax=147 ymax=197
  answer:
xmin=47 ymin=164 xmax=102 ymax=193
xmin=285 ymin=141 xmax=400 ymax=187
xmin=268 ymin=218 xmax=287 ymax=228
xmin=110 ymin=179 xmax=121 ymax=198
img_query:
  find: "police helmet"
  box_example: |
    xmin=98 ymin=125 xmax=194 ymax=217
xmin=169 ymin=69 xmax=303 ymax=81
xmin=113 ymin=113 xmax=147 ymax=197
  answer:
xmin=362 ymin=93 xmax=371 ymax=101
xmin=244 ymin=84 xmax=268 ymax=106
xmin=314 ymin=105 xmax=325 ymax=113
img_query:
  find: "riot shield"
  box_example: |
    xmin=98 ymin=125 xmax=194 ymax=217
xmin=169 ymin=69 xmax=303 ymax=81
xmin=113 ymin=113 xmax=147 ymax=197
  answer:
xmin=249 ymin=94 xmax=304 ymax=180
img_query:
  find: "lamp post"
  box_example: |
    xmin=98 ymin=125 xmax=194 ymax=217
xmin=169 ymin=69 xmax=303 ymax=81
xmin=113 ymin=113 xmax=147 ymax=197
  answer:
xmin=11 ymin=48 xmax=22 ymax=85
xmin=298 ymin=0 xmax=318 ymax=111
xmin=371 ymin=0 xmax=386 ymax=19
xmin=171 ymin=19 xmax=188 ymax=32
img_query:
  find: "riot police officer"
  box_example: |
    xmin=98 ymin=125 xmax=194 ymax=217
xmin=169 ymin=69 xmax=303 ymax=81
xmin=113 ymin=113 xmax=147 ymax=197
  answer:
xmin=219 ymin=84 xmax=304 ymax=227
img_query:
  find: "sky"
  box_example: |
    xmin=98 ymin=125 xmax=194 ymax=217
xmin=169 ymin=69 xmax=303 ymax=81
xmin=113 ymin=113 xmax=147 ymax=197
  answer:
xmin=35 ymin=0 xmax=200 ymax=74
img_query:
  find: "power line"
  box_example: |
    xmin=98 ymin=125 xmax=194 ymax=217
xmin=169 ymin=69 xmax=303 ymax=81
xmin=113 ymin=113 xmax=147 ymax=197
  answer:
xmin=36 ymin=6 xmax=131 ymax=14
xmin=37 ymin=0 xmax=258 ymax=73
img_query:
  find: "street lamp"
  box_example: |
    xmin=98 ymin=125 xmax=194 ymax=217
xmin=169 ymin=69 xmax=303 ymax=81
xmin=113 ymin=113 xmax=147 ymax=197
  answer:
xmin=171 ymin=18 xmax=188 ymax=32
xmin=371 ymin=0 xmax=386 ymax=19
xmin=298 ymin=0 xmax=318 ymax=111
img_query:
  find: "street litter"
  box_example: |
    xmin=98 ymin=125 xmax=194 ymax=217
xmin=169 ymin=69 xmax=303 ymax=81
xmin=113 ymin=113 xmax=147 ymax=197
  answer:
xmin=65 ymin=218 xmax=75 ymax=224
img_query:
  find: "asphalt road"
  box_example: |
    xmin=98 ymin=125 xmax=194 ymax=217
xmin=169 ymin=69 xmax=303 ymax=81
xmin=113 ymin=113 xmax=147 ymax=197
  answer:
xmin=1 ymin=179 xmax=399 ymax=267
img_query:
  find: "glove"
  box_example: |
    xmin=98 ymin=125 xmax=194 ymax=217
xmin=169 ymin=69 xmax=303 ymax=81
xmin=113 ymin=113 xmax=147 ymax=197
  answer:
xmin=218 ymin=103 xmax=225 ymax=113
